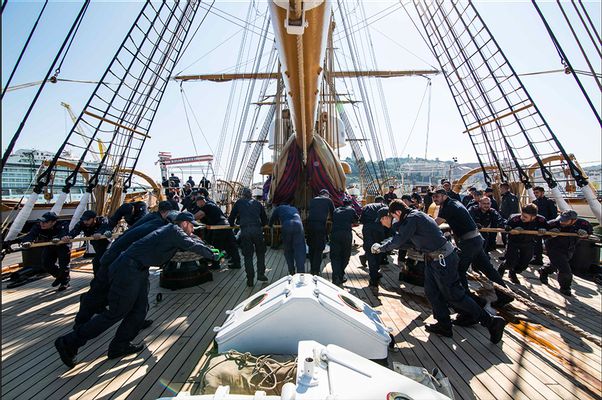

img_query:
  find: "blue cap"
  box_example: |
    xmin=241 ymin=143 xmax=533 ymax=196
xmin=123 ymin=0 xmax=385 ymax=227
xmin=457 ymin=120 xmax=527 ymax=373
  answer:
xmin=173 ymin=211 xmax=201 ymax=226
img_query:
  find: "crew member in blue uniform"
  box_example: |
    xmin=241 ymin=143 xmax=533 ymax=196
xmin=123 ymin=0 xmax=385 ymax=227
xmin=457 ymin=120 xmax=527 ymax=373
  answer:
xmin=306 ymin=189 xmax=335 ymax=276
xmin=15 ymin=211 xmax=71 ymax=291
xmin=63 ymin=210 xmax=111 ymax=275
xmin=372 ymin=200 xmax=507 ymax=342
xmin=434 ymin=189 xmax=513 ymax=311
xmin=383 ymin=186 xmax=397 ymax=204
xmin=73 ymin=210 xmax=175 ymax=330
xmin=539 ymin=210 xmax=592 ymax=296
xmin=329 ymin=199 xmax=359 ymax=285
xmin=531 ymin=186 xmax=558 ymax=266
xmin=195 ymin=195 xmax=241 ymax=269
xmin=130 ymin=201 xmax=174 ymax=228
xmin=229 ymin=188 xmax=268 ymax=286
xmin=270 ymin=204 xmax=305 ymax=274
xmin=462 ymin=187 xmax=477 ymax=207
xmin=499 ymin=183 xmax=519 ymax=249
xmin=359 ymin=196 xmax=387 ymax=288
xmin=55 ymin=212 xmax=219 ymax=368
xmin=468 ymin=197 xmax=506 ymax=252
xmin=108 ymin=201 xmax=148 ymax=230
xmin=484 ymin=188 xmax=499 ymax=210
xmin=499 ymin=204 xmax=548 ymax=284
xmin=442 ymin=180 xmax=461 ymax=201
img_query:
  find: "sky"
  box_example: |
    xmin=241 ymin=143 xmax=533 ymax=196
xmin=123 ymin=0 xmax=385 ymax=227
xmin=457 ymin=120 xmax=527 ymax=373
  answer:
xmin=2 ymin=0 xmax=601 ymax=184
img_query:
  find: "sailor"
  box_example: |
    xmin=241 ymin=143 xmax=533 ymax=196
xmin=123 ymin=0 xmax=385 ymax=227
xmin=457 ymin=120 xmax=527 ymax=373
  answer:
xmin=73 ymin=210 xmax=175 ymax=330
xmin=465 ymin=190 xmax=484 ymax=209
xmin=433 ymin=189 xmax=513 ymax=310
xmin=55 ymin=212 xmax=219 ymax=368
xmin=410 ymin=187 xmax=423 ymax=210
xmin=442 ymin=180 xmax=461 ymax=201
xmin=269 ymin=204 xmax=305 ymax=274
xmin=329 ymin=199 xmax=359 ymax=286
xmin=468 ymin=197 xmax=506 ymax=253
xmin=539 ymin=210 xmax=592 ymax=296
xmin=499 ymin=182 xmax=519 ymax=248
xmin=306 ymin=189 xmax=335 ymax=276
xmin=484 ymin=187 xmax=499 ymax=210
xmin=181 ymin=190 xmax=199 ymax=213
xmin=14 ymin=211 xmax=71 ymax=291
xmin=372 ymin=200 xmax=507 ymax=342
xmin=182 ymin=183 xmax=192 ymax=197
xmin=228 ymin=187 xmax=268 ymax=286
xmin=161 ymin=176 xmax=170 ymax=195
xmin=401 ymin=194 xmax=415 ymax=208
xmin=108 ymin=200 xmax=148 ymax=230
xmin=499 ymin=204 xmax=548 ymax=284
xmin=531 ymin=186 xmax=558 ymax=266
xmin=195 ymin=195 xmax=241 ymax=269
xmin=186 ymin=176 xmax=195 ymax=187
xmin=130 ymin=200 xmax=173 ymax=228
xmin=169 ymin=173 xmax=180 ymax=188
xmin=462 ymin=187 xmax=477 ymax=207
xmin=199 ymin=176 xmax=211 ymax=189
xmin=359 ymin=196 xmax=387 ymax=288
xmin=63 ymin=210 xmax=111 ymax=275
xmin=167 ymin=191 xmax=180 ymax=211
xmin=383 ymin=185 xmax=398 ymax=204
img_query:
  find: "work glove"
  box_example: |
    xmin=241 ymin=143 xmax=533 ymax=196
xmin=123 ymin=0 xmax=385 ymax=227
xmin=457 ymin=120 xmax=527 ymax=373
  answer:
xmin=51 ymin=238 xmax=61 ymax=244
xmin=103 ymin=231 xmax=113 ymax=238
xmin=504 ymin=225 xmax=512 ymax=232
xmin=476 ymin=223 xmax=483 ymax=229
xmin=371 ymin=243 xmax=382 ymax=254
xmin=21 ymin=242 xmax=32 ymax=249
xmin=537 ymin=228 xmax=547 ymax=235
xmin=92 ymin=233 xmax=102 ymax=240
xmin=577 ymin=229 xmax=588 ymax=238
xmin=550 ymin=228 xmax=560 ymax=233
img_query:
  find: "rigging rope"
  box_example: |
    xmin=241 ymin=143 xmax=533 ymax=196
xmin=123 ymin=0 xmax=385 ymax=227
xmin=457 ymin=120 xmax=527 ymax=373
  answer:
xmin=1 ymin=0 xmax=48 ymax=100
xmin=179 ymin=84 xmax=200 ymax=155
xmin=0 ymin=0 xmax=90 ymax=175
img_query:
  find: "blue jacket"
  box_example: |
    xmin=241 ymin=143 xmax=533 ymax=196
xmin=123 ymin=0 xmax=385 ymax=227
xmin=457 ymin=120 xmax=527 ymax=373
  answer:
xmin=437 ymin=197 xmax=478 ymax=237
xmin=229 ymin=198 xmax=267 ymax=229
xmin=307 ymin=196 xmax=334 ymax=225
xmin=380 ymin=210 xmax=448 ymax=254
xmin=108 ymin=201 xmax=148 ymax=229
xmin=123 ymin=224 xmax=215 ymax=267
xmin=331 ymin=206 xmax=359 ymax=233
xmin=68 ymin=216 xmax=110 ymax=238
xmin=100 ymin=217 xmax=168 ymax=268
xmin=20 ymin=220 xmax=70 ymax=243
xmin=269 ymin=205 xmax=302 ymax=226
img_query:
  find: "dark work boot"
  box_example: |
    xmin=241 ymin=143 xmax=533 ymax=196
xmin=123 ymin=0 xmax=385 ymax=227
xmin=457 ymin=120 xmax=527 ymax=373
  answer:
xmin=425 ymin=323 xmax=453 ymax=338
xmin=55 ymin=337 xmax=77 ymax=369
xmin=141 ymin=319 xmax=153 ymax=330
xmin=257 ymin=274 xmax=268 ymax=282
xmin=246 ymin=277 xmax=254 ymax=287
xmin=559 ymin=287 xmax=572 ymax=297
xmin=487 ymin=316 xmax=507 ymax=344
xmin=107 ymin=343 xmax=144 ymax=359
xmin=530 ymin=259 xmax=544 ymax=266
xmin=538 ymin=268 xmax=550 ymax=285
xmin=509 ymin=271 xmax=520 ymax=284
xmin=453 ymin=313 xmax=478 ymax=327
xmin=497 ymin=263 xmax=507 ymax=277
xmin=359 ymin=254 xmax=367 ymax=268
xmin=51 ymin=277 xmax=62 ymax=287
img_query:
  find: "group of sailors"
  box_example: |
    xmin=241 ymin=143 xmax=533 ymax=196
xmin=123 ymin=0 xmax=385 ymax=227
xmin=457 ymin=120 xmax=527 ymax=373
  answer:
xmin=2 ymin=177 xmax=594 ymax=367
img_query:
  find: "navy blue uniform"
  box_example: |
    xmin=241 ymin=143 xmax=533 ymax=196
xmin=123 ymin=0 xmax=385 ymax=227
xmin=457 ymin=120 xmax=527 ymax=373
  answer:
xmin=75 ymin=217 xmax=169 ymax=328
xmin=62 ymin=224 xmax=216 ymax=354
xmin=108 ymin=201 xmax=148 ymax=230
xmin=542 ymin=218 xmax=592 ymax=290
xmin=130 ymin=211 xmax=163 ymax=229
xmin=439 ymin=198 xmax=511 ymax=304
xmin=379 ymin=211 xmax=493 ymax=329
xmin=330 ymin=206 xmax=358 ymax=284
xmin=446 ymin=190 xmax=461 ymax=202
xmin=200 ymin=202 xmax=240 ymax=268
xmin=229 ymin=197 xmax=268 ymax=280
xmin=360 ymin=202 xmax=387 ymax=284
xmin=270 ymin=205 xmax=305 ymax=274
xmin=383 ymin=192 xmax=397 ymax=205
xmin=504 ymin=214 xmax=548 ymax=274
xmin=468 ymin=205 xmax=506 ymax=252
xmin=307 ymin=196 xmax=334 ymax=275
xmin=68 ymin=216 xmax=110 ymax=275
xmin=532 ymin=196 xmax=558 ymax=264
xmin=19 ymin=220 xmax=71 ymax=283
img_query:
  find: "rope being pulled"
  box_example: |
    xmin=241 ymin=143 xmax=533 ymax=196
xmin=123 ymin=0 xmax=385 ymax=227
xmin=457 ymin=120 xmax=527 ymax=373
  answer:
xmin=468 ymin=271 xmax=602 ymax=348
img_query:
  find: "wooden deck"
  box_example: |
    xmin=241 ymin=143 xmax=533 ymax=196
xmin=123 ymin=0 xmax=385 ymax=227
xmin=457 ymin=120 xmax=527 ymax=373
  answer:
xmin=2 ymin=237 xmax=601 ymax=400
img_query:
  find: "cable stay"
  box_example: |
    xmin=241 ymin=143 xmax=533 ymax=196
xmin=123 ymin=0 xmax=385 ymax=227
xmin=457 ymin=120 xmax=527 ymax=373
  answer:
xmin=411 ymin=1 xmax=600 ymax=222
xmin=0 ymin=0 xmax=90 ymax=175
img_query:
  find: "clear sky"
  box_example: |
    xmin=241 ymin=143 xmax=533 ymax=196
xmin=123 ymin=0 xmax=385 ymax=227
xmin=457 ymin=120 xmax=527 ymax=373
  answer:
xmin=2 ymin=0 xmax=601 ymax=183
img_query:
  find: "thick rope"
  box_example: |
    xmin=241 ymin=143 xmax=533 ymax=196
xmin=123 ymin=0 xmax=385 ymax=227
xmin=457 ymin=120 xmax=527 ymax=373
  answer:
xmin=468 ymin=271 xmax=602 ymax=348
xmin=224 ymin=350 xmax=297 ymax=391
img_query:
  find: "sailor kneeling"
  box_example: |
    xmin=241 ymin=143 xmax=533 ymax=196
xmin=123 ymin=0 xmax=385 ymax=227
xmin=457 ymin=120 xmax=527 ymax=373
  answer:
xmin=371 ymin=200 xmax=507 ymax=343
xmin=54 ymin=212 xmax=220 ymax=369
